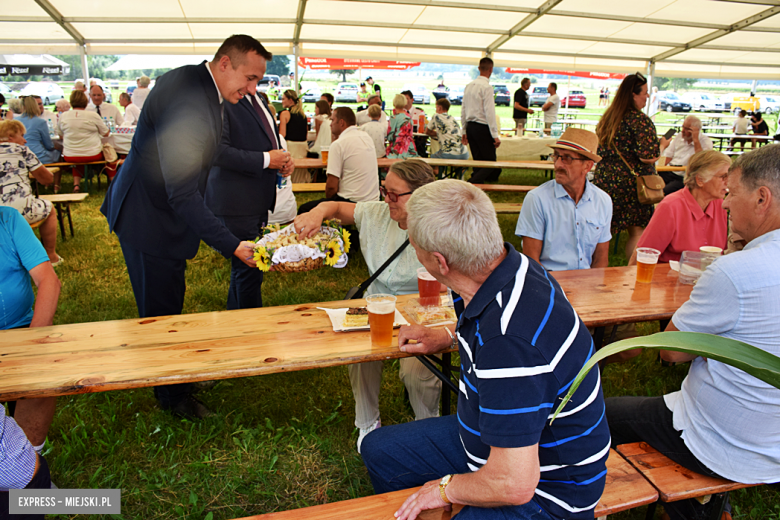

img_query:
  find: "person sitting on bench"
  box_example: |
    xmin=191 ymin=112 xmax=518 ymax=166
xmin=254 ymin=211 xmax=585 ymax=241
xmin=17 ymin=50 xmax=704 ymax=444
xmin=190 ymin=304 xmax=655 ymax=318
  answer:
xmin=606 ymin=145 xmax=780 ymax=520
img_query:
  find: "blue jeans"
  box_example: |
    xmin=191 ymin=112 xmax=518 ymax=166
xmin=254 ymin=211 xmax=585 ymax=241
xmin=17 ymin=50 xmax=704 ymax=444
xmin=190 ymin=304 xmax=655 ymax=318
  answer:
xmin=361 ymin=415 xmax=553 ymax=520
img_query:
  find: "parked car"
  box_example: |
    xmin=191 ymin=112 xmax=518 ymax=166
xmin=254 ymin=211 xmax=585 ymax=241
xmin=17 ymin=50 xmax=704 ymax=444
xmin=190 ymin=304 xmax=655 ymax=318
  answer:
xmin=657 ymin=91 xmax=691 ymax=112
xmin=401 ymin=84 xmax=430 ymax=104
xmin=560 ymin=89 xmax=587 ymax=109
xmin=126 ymin=82 xmax=137 ymax=95
xmin=448 ymin=85 xmax=465 ymax=105
xmin=334 ymin=82 xmax=359 ymax=103
xmin=19 ymin=82 xmax=65 ymax=105
xmin=492 ymin=84 xmax=511 ymax=106
xmin=731 ymin=95 xmax=760 ymax=115
xmin=0 ymin=82 xmax=16 ymax=99
xmin=529 ymin=86 xmax=549 ymax=107
xmin=759 ymin=96 xmax=780 ymax=115
xmin=719 ymin=94 xmax=732 ymax=111
xmin=300 ymin=81 xmax=322 ymax=103
xmin=682 ymin=93 xmax=723 ymax=112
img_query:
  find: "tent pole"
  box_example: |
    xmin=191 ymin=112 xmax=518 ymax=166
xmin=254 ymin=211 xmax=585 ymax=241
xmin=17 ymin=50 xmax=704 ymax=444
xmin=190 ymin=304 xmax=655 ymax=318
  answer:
xmin=562 ymin=74 xmax=570 ymax=132
xmin=646 ymin=61 xmax=655 ymax=116
xmin=80 ymin=45 xmax=89 ymax=84
xmin=293 ymin=43 xmax=299 ymax=96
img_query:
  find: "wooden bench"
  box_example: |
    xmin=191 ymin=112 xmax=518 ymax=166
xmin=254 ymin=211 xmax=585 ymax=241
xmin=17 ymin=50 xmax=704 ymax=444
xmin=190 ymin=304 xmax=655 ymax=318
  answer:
xmin=292 ymin=184 xmax=535 ymax=195
xmin=234 ymin=449 xmax=657 ymax=520
xmin=292 ymin=182 xmax=326 ymax=193
xmin=617 ymin=442 xmax=758 ymax=520
xmin=44 ymin=160 xmax=108 ymax=189
xmin=493 ymin=203 xmax=523 ymax=214
xmin=39 ymin=193 xmax=89 ymax=240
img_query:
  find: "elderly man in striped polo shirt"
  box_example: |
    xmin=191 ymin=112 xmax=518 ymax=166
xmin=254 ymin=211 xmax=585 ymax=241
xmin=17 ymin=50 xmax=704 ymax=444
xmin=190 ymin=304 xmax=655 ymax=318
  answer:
xmin=361 ymin=180 xmax=610 ymax=520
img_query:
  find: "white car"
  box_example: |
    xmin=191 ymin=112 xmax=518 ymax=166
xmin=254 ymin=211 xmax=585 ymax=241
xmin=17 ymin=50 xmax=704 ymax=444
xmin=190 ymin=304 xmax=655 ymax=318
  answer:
xmin=19 ymin=82 xmax=65 ymax=105
xmin=0 ymin=82 xmax=16 ymax=99
xmin=401 ymin=84 xmax=430 ymax=104
xmin=300 ymin=82 xmax=322 ymax=103
xmin=334 ymin=82 xmax=359 ymax=103
xmin=758 ymin=96 xmax=780 ymax=115
xmin=682 ymin=93 xmax=723 ymax=112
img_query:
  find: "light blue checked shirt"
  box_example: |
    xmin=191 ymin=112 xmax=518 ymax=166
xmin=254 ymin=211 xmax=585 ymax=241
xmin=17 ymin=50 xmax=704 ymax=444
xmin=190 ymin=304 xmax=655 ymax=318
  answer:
xmin=668 ymin=228 xmax=780 ymax=484
xmin=0 ymin=404 xmax=37 ymax=490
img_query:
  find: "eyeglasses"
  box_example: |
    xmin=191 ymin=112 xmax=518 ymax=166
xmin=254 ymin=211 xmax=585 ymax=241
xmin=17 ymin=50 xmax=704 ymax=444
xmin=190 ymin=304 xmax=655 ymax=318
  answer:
xmin=552 ymin=152 xmax=588 ymax=164
xmin=380 ymin=185 xmax=412 ymax=202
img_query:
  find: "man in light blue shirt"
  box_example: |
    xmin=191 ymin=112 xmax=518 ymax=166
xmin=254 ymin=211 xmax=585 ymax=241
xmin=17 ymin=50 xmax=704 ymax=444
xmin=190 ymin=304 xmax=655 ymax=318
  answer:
xmin=606 ymin=144 xmax=780 ymax=520
xmin=516 ymin=128 xmax=612 ymax=271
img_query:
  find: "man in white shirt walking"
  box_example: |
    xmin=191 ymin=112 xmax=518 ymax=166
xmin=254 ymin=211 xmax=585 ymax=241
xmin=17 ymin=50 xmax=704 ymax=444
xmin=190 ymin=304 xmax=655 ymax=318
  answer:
xmin=87 ymin=85 xmax=124 ymax=127
xmin=542 ymin=82 xmax=560 ymax=132
xmin=462 ymin=57 xmax=501 ymax=184
xmin=297 ymin=107 xmax=379 ymax=214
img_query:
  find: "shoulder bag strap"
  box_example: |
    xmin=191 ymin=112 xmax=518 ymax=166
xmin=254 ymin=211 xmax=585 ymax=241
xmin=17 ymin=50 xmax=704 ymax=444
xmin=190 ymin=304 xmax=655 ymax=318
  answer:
xmin=357 ymin=239 xmax=410 ymax=294
xmin=611 ymin=142 xmax=637 ymax=177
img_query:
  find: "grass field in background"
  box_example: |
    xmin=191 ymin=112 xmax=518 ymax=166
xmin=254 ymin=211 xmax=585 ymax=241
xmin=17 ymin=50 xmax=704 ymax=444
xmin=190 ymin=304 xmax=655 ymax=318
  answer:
xmin=27 ymin=162 xmax=779 ymax=520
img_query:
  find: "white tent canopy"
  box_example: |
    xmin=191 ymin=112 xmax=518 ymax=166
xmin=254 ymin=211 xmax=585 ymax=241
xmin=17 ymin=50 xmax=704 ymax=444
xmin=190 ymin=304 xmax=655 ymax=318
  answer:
xmin=106 ymin=55 xmax=212 ymax=71
xmin=2 ymin=0 xmax=780 ymax=79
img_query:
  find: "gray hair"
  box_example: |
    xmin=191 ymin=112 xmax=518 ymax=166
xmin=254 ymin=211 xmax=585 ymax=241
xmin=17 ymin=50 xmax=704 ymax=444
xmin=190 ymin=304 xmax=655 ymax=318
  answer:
xmin=406 ymin=180 xmax=504 ymax=277
xmin=684 ymin=115 xmax=702 ymax=130
xmin=74 ymin=80 xmax=85 ymax=91
xmin=7 ymin=98 xmax=23 ymax=114
xmin=388 ymin=159 xmax=435 ymax=193
xmin=684 ymin=150 xmax=731 ymax=190
xmin=54 ymin=99 xmax=70 ymax=111
xmin=731 ymin=144 xmax=780 ymax=196
xmin=367 ymin=94 xmax=380 ymax=105
xmin=138 ymin=75 xmax=151 ymax=88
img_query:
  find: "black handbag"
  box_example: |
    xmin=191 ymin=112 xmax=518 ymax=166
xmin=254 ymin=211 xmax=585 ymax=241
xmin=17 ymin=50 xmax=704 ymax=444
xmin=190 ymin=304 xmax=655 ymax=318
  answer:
xmin=344 ymin=239 xmax=410 ymax=300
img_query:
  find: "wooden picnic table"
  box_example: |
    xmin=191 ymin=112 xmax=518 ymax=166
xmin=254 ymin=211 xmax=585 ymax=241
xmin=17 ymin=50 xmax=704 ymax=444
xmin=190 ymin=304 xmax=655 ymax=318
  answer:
xmin=293 ymin=157 xmax=553 ymax=171
xmin=0 ymin=265 xmax=689 ymax=401
xmin=293 ymin=183 xmax=537 ymax=194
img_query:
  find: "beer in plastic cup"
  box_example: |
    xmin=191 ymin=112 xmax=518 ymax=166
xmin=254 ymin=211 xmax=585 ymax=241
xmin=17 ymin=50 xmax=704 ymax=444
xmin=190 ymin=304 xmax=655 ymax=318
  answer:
xmin=321 ymin=146 xmax=329 ymax=166
xmin=417 ymin=267 xmax=440 ymax=307
xmin=366 ymin=294 xmax=396 ymax=347
xmin=635 ymin=247 xmax=661 ymax=284
xmin=699 ymin=246 xmax=722 ymax=255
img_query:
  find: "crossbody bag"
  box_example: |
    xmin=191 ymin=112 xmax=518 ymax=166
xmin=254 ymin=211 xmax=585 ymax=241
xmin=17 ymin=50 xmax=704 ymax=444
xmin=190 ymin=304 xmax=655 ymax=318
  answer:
xmin=613 ymin=143 xmax=665 ymax=205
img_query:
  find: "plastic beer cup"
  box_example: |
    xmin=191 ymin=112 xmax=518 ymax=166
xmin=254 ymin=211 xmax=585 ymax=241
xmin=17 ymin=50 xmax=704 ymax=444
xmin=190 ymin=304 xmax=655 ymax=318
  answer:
xmin=417 ymin=267 xmax=440 ymax=307
xmin=366 ymin=294 xmax=396 ymax=347
xmin=635 ymin=247 xmax=660 ymax=284
xmin=321 ymin=146 xmax=329 ymax=166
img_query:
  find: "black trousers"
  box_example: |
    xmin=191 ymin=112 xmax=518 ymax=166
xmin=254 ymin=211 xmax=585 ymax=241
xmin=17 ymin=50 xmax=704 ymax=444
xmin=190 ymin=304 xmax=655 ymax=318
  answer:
xmin=0 ymin=454 xmax=51 ymax=520
xmin=465 ymin=122 xmax=500 ymax=183
xmin=297 ymin=194 xmax=353 ymax=215
xmin=606 ymin=396 xmax=730 ymax=520
xmin=217 ymin=215 xmax=265 ymax=310
xmin=660 ymin=169 xmax=685 ymax=196
xmin=120 ymin=240 xmax=193 ymax=408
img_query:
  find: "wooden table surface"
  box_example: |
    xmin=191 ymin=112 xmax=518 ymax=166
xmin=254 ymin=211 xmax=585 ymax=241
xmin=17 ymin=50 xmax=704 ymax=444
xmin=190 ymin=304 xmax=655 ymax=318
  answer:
xmin=39 ymin=193 xmax=90 ymax=203
xmin=293 ymin=157 xmax=553 ymax=171
xmin=292 ymin=183 xmax=536 ymax=194
xmin=0 ymin=265 xmax=689 ymax=401
xmin=492 ymin=203 xmax=524 ymax=214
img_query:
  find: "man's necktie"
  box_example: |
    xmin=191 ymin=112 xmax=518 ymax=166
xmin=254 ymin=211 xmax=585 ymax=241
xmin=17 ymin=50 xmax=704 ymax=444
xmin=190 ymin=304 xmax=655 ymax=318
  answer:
xmin=96 ymin=105 xmax=101 ymax=117
xmin=249 ymin=95 xmax=277 ymax=150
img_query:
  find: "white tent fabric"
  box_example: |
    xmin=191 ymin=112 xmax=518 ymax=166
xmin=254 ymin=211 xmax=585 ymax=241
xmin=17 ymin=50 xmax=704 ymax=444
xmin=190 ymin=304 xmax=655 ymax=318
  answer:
xmin=2 ymin=0 xmax=779 ymax=78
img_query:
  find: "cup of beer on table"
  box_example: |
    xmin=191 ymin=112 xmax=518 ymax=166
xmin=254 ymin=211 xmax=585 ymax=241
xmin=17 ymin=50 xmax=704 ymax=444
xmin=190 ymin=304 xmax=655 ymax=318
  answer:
xmin=366 ymin=294 xmax=396 ymax=347
xmin=321 ymin=146 xmax=329 ymax=166
xmin=635 ymin=247 xmax=660 ymax=284
xmin=417 ymin=267 xmax=441 ymax=307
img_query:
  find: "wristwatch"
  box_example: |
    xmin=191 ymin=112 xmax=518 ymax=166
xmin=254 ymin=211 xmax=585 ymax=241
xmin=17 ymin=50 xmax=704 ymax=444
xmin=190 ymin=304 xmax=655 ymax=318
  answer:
xmin=439 ymin=474 xmax=453 ymax=504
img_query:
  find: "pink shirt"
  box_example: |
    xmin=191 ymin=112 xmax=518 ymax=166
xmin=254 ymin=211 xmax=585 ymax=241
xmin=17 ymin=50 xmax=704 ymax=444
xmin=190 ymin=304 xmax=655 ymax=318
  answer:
xmin=637 ymin=187 xmax=727 ymax=263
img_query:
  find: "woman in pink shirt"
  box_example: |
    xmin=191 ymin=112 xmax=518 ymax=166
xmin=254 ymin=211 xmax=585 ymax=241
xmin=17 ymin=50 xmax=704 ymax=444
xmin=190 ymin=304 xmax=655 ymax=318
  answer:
xmin=629 ymin=150 xmax=729 ymax=266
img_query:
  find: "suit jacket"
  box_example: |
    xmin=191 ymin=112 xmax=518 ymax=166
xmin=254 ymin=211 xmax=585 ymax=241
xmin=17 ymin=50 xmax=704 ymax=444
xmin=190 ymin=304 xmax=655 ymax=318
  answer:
xmin=205 ymin=94 xmax=279 ymax=218
xmin=100 ymin=62 xmax=239 ymax=260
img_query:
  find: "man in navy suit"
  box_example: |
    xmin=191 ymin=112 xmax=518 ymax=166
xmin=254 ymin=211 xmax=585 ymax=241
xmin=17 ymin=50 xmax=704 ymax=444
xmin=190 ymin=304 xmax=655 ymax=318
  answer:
xmin=206 ymin=92 xmax=294 ymax=310
xmin=101 ymin=34 xmax=292 ymax=419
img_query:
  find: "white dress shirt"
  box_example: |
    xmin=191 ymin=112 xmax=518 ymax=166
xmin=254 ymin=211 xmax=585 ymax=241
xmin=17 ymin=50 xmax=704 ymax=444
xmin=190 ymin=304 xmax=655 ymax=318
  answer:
xmin=663 ymin=133 xmax=714 ymax=171
xmin=87 ymin=102 xmax=124 ymax=126
xmin=131 ymin=87 xmax=150 ymax=109
xmin=461 ymin=75 xmax=498 ymax=138
xmin=123 ymin=103 xmax=142 ymax=126
xmin=327 ymin=126 xmax=380 ymax=202
xmin=544 ymin=93 xmax=560 ymax=124
xmin=356 ymin=109 xmax=387 ymax=128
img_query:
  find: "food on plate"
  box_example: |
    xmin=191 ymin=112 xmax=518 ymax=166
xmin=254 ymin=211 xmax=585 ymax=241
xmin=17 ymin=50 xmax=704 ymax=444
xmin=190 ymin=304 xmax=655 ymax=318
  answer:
xmin=342 ymin=307 xmax=369 ymax=328
xmin=405 ymin=298 xmax=457 ymax=325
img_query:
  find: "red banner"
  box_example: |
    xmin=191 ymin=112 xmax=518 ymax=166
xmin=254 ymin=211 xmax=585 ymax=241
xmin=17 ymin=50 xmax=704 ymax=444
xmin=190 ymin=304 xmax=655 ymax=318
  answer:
xmin=505 ymin=68 xmax=626 ymax=80
xmin=298 ymin=57 xmax=421 ymax=70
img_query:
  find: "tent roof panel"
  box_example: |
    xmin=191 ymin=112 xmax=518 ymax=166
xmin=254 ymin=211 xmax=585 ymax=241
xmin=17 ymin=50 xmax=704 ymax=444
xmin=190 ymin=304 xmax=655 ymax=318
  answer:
xmin=73 ymin=22 xmax=194 ymax=39
xmin=705 ymin=30 xmax=780 ymax=49
xmin=750 ymin=17 xmax=780 ymax=29
xmin=301 ymin=24 xmax=407 ymax=43
xmin=502 ymin=35 xmax=599 ymax=54
xmin=585 ymin=41 xmax=673 ymax=58
xmin=14 ymin=1 xmax=53 ymax=17
xmin=553 ymin=0 xmax=678 ymax=19
xmin=180 ymin=0 xmax=298 ymax=19
xmin=608 ymin=22 xmax=711 ymax=45
xmin=399 ymin=29 xmax=498 ymax=48
xmin=413 ymin=6 xmax=523 ymax=31
xmin=188 ymin=23 xmax=295 ymax=39
xmin=524 ymin=16 xmax=633 ymax=39
xmin=55 ymin=0 xmax=185 ymax=18
xmin=304 ymin=1 xmax=424 ymax=24
xmin=492 ymin=51 xmax=647 ymax=72
xmin=650 ymin=0 xmax=769 ymax=25
xmin=434 ymin=0 xmax=540 ymax=6
xmin=0 ymin=21 xmax=74 ymax=40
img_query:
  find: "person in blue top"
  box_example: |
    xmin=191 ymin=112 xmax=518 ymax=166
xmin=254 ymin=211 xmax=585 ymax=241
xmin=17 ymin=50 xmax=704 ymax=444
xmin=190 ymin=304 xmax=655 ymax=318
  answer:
xmin=0 ymin=206 xmax=61 ymax=482
xmin=16 ymin=96 xmax=60 ymax=164
xmin=516 ymin=128 xmax=612 ymax=271
xmin=361 ymin=180 xmax=610 ymax=520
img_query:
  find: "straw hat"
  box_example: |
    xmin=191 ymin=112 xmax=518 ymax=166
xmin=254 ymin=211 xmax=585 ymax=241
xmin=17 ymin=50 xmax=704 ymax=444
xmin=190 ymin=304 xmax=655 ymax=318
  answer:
xmin=549 ymin=128 xmax=601 ymax=163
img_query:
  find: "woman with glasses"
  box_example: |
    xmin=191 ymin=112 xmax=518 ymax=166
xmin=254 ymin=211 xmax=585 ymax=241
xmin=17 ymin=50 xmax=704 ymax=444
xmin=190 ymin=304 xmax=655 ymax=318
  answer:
xmin=294 ymin=159 xmax=441 ymax=453
xmin=594 ymin=72 xmax=665 ymax=259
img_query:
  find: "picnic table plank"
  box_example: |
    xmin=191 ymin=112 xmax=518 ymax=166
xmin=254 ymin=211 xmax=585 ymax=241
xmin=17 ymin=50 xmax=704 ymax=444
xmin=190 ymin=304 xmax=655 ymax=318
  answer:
xmin=39 ymin=193 xmax=90 ymax=203
xmin=0 ymin=265 xmax=689 ymax=401
xmin=293 ymin=157 xmax=553 ymax=171
xmin=493 ymin=203 xmax=524 ymax=214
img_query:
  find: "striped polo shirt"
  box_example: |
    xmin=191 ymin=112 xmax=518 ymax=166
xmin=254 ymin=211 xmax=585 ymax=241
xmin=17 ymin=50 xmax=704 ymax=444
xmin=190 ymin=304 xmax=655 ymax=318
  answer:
xmin=454 ymin=243 xmax=609 ymax=519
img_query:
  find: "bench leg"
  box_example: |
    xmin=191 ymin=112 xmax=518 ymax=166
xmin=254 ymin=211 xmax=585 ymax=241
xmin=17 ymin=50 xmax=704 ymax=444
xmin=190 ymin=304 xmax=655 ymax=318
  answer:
xmin=645 ymin=499 xmax=658 ymax=520
xmin=54 ymin=202 xmax=66 ymax=241
xmin=66 ymin=203 xmax=74 ymax=237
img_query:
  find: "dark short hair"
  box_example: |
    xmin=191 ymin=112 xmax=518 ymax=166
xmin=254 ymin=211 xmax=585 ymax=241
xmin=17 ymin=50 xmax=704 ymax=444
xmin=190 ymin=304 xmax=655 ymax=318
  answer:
xmin=119 ymin=92 xmax=131 ymax=102
xmin=478 ymin=57 xmax=493 ymax=71
xmin=365 ymin=76 xmax=373 ymax=81
xmin=315 ymin=99 xmax=331 ymax=117
xmin=321 ymin=92 xmax=334 ymax=104
xmin=0 ymin=94 xmax=5 ymax=105
xmin=549 ymin=82 xmax=557 ymax=90
xmin=70 ymin=89 xmax=88 ymax=109
xmin=521 ymin=77 xmax=531 ymax=86
xmin=401 ymin=90 xmax=414 ymax=99
xmin=332 ymin=106 xmax=356 ymax=127
xmin=214 ymin=34 xmax=272 ymax=68
xmin=436 ymin=97 xmax=451 ymax=111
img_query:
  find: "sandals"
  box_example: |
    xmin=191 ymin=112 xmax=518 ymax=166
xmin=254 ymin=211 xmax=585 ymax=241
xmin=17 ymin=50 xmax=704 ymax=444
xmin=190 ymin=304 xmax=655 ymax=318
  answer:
xmin=51 ymin=255 xmax=64 ymax=267
xmin=53 ymin=184 xmax=61 ymax=194
xmin=73 ymin=185 xmax=81 ymax=193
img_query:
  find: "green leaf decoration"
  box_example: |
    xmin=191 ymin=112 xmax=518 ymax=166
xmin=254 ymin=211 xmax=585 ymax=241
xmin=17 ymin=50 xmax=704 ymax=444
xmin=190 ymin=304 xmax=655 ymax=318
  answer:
xmin=550 ymin=332 xmax=780 ymax=423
